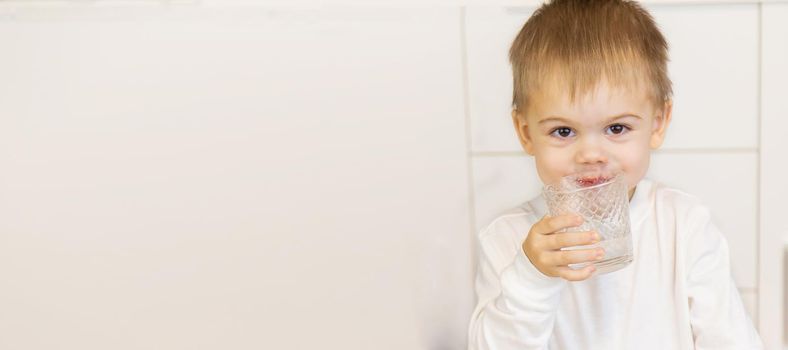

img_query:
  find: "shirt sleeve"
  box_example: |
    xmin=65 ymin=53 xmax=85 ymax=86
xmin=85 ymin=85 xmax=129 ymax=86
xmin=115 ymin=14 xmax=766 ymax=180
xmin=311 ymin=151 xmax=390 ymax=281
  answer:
xmin=467 ymin=222 xmax=566 ymax=350
xmin=685 ymin=206 xmax=764 ymax=349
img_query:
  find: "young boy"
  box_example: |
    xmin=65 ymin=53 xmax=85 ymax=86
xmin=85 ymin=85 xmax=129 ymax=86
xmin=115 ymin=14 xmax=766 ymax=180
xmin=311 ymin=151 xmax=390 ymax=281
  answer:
xmin=467 ymin=0 xmax=764 ymax=349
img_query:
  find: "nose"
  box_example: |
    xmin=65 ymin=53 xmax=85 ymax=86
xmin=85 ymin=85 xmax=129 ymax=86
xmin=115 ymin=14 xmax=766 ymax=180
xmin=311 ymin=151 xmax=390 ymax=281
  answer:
xmin=574 ymin=136 xmax=608 ymax=165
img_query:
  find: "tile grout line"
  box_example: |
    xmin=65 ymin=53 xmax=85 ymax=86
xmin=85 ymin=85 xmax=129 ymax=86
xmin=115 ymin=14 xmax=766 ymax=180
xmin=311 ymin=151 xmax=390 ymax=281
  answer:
xmin=459 ymin=6 xmax=479 ymax=299
xmin=3 ymin=0 xmax=788 ymax=7
xmin=755 ymin=0 xmax=763 ymax=331
xmin=470 ymin=148 xmax=760 ymax=157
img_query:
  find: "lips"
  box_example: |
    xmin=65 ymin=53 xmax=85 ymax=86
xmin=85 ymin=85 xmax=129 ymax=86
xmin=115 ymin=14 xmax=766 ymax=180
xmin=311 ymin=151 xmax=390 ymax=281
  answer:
xmin=575 ymin=176 xmax=610 ymax=187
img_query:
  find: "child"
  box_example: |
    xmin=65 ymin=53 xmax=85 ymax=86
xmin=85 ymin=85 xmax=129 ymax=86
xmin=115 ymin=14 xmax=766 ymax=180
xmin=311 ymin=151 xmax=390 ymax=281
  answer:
xmin=466 ymin=0 xmax=764 ymax=349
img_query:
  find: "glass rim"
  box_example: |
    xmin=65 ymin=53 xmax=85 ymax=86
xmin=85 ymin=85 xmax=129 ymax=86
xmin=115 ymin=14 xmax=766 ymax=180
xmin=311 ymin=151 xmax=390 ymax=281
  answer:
xmin=543 ymin=173 xmax=623 ymax=195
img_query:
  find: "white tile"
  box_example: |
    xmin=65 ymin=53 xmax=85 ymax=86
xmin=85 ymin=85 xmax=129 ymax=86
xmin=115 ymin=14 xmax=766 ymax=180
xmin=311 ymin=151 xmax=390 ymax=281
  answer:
xmin=740 ymin=289 xmax=758 ymax=325
xmin=472 ymin=155 xmax=541 ymax=232
xmin=648 ymin=152 xmax=758 ymax=289
xmin=466 ymin=5 xmax=758 ymax=152
xmin=760 ymin=4 xmax=788 ymax=349
xmin=465 ymin=6 xmax=535 ymax=153
xmin=647 ymin=4 xmax=759 ymax=149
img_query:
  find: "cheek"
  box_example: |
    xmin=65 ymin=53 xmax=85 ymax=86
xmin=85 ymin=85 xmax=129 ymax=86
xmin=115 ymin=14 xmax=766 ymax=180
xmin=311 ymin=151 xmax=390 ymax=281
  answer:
xmin=533 ymin=148 xmax=573 ymax=185
xmin=614 ymin=145 xmax=651 ymax=187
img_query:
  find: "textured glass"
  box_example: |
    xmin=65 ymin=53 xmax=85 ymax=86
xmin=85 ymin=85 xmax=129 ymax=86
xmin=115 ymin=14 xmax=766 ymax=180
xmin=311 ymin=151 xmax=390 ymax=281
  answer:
xmin=543 ymin=172 xmax=633 ymax=275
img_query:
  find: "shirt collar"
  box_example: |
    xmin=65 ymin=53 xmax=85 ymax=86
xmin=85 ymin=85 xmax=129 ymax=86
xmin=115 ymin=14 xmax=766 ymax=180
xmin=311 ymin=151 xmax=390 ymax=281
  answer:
xmin=628 ymin=177 xmax=653 ymax=229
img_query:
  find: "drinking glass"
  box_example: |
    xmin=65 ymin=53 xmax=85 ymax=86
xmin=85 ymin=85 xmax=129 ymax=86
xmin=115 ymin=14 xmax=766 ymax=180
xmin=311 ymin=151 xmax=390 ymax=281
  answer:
xmin=542 ymin=171 xmax=633 ymax=275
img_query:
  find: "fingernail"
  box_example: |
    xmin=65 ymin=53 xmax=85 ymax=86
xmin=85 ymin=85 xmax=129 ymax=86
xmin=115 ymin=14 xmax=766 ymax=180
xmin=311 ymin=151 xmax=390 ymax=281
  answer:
xmin=591 ymin=233 xmax=600 ymax=242
xmin=596 ymin=249 xmax=605 ymax=260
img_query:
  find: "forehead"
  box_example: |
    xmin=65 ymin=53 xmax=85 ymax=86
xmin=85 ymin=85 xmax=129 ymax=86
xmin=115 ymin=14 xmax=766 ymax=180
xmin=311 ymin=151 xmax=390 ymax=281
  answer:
xmin=526 ymin=77 xmax=656 ymax=122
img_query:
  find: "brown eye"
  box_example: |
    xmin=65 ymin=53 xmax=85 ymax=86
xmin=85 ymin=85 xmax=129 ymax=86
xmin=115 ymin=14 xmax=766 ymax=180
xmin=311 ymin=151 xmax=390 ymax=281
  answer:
xmin=607 ymin=124 xmax=629 ymax=135
xmin=551 ymin=127 xmax=574 ymax=138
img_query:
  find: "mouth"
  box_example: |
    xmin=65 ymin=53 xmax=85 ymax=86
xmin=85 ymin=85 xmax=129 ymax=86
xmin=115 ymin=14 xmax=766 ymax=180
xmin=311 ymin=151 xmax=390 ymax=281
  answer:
xmin=575 ymin=176 xmax=611 ymax=187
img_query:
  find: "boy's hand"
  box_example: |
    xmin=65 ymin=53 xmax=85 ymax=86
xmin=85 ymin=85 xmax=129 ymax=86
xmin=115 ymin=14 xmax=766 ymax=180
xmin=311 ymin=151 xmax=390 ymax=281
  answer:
xmin=522 ymin=214 xmax=604 ymax=281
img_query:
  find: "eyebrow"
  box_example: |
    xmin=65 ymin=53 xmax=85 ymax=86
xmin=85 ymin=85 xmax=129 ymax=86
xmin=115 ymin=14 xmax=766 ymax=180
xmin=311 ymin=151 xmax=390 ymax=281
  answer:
xmin=538 ymin=113 xmax=643 ymax=125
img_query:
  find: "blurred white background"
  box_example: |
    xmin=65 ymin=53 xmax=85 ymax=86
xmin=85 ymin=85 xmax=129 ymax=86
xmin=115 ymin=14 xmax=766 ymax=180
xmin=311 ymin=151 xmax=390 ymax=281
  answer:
xmin=0 ymin=0 xmax=786 ymax=349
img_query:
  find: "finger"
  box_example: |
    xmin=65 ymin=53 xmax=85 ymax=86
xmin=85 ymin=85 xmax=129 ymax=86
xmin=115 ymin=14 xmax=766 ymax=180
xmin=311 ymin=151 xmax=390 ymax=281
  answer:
xmin=537 ymin=214 xmax=583 ymax=235
xmin=545 ymin=247 xmax=604 ymax=266
xmin=546 ymin=231 xmax=600 ymax=250
xmin=556 ymin=265 xmax=597 ymax=281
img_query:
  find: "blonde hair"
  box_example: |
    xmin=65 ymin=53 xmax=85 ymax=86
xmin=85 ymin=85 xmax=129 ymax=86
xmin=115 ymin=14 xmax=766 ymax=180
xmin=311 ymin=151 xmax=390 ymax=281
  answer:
xmin=509 ymin=0 xmax=672 ymax=114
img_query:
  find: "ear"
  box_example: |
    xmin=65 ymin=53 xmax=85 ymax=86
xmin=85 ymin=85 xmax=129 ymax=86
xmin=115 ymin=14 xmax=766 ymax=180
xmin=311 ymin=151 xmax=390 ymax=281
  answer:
xmin=511 ymin=109 xmax=536 ymax=155
xmin=649 ymin=100 xmax=673 ymax=150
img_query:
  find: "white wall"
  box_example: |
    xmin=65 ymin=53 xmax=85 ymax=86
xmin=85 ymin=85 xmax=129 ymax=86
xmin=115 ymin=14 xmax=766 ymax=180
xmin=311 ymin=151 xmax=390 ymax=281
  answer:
xmin=0 ymin=1 xmax=784 ymax=349
xmin=0 ymin=4 xmax=472 ymax=349
xmin=761 ymin=3 xmax=788 ymax=348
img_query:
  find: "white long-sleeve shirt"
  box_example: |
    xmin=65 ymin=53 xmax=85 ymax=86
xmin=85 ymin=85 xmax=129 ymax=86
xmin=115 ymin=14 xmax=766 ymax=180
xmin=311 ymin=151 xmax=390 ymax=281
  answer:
xmin=467 ymin=177 xmax=764 ymax=349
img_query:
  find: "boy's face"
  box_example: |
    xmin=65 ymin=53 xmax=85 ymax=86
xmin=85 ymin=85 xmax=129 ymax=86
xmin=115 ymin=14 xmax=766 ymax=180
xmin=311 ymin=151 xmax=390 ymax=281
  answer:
xmin=512 ymin=78 xmax=672 ymax=199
